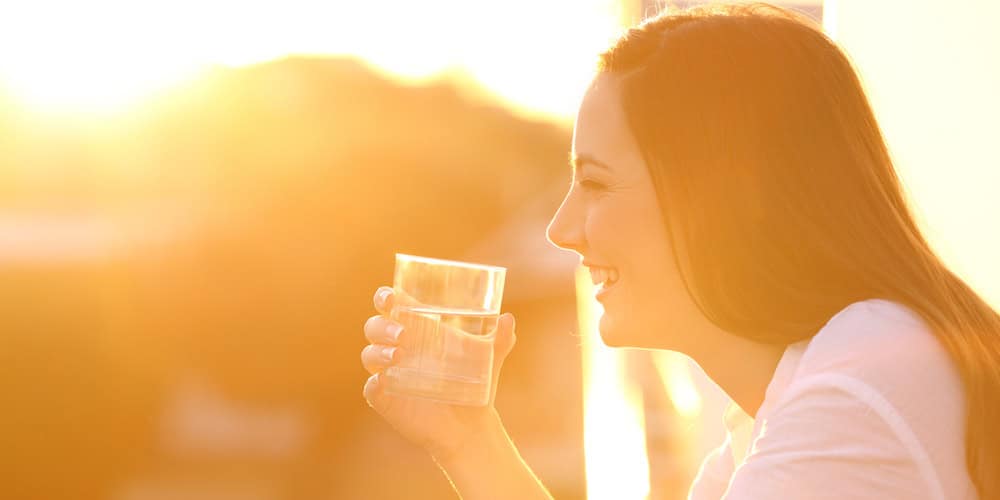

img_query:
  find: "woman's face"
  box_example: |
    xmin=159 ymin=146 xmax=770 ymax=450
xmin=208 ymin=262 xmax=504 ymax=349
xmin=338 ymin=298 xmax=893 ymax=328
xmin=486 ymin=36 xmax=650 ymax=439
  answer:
xmin=547 ymin=73 xmax=706 ymax=349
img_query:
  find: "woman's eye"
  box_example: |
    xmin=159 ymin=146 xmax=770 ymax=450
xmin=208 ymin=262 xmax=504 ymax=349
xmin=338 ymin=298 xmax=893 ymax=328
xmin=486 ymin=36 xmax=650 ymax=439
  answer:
xmin=578 ymin=179 xmax=607 ymax=191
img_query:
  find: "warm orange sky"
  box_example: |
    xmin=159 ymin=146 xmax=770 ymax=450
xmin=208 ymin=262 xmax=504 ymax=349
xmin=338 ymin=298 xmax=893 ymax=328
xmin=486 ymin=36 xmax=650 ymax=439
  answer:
xmin=0 ymin=0 xmax=635 ymax=121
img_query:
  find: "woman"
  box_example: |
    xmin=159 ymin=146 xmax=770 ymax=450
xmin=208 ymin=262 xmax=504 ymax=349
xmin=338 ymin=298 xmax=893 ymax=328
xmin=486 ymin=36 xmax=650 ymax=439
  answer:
xmin=361 ymin=3 xmax=1000 ymax=499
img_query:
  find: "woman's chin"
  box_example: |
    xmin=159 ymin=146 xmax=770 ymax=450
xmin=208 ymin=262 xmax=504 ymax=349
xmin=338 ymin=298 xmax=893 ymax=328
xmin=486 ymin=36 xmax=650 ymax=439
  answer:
xmin=597 ymin=314 xmax=628 ymax=347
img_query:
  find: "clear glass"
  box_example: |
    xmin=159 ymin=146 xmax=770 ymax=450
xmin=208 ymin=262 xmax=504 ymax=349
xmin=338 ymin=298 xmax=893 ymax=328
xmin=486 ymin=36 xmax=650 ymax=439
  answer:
xmin=383 ymin=253 xmax=506 ymax=406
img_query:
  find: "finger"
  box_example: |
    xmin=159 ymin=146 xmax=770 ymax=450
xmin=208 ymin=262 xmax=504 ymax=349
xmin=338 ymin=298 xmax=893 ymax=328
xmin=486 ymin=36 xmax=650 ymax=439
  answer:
xmin=363 ymin=373 xmax=386 ymax=412
xmin=360 ymin=344 xmax=401 ymax=374
xmin=364 ymin=315 xmax=404 ymax=345
xmin=373 ymin=286 xmax=394 ymax=315
xmin=376 ymin=287 xmax=428 ymax=314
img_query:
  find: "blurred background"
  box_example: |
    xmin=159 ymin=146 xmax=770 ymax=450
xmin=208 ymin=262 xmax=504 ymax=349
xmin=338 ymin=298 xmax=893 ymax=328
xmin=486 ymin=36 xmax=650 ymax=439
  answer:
xmin=1 ymin=1 xmax=997 ymax=499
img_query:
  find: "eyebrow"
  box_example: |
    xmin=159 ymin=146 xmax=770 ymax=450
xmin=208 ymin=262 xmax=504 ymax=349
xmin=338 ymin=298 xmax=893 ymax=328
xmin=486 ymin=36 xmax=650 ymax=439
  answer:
xmin=568 ymin=152 xmax=613 ymax=173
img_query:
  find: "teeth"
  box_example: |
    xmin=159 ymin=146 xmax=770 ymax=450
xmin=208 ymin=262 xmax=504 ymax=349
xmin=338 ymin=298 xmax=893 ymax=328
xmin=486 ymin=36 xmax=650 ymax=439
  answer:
xmin=588 ymin=266 xmax=618 ymax=287
xmin=589 ymin=267 xmax=608 ymax=286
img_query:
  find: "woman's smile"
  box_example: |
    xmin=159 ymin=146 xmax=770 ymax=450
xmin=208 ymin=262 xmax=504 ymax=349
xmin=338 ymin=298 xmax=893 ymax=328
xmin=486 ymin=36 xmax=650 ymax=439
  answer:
xmin=585 ymin=263 xmax=620 ymax=301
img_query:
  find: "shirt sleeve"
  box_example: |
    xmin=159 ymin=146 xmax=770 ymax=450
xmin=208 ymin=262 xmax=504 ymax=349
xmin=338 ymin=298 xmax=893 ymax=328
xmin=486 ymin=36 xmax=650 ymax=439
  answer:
xmin=720 ymin=374 xmax=942 ymax=500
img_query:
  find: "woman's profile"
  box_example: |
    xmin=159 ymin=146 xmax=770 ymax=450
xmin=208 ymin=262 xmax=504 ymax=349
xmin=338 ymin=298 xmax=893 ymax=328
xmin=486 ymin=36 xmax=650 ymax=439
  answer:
xmin=361 ymin=3 xmax=1000 ymax=499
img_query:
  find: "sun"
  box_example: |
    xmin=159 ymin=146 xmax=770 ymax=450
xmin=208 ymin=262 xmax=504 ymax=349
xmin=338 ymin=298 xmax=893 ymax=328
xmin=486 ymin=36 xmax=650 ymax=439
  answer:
xmin=0 ymin=1 xmax=212 ymax=113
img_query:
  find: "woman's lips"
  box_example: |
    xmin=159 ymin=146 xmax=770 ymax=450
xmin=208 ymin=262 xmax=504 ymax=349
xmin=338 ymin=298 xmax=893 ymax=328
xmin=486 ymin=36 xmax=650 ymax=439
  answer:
xmin=595 ymin=277 xmax=619 ymax=302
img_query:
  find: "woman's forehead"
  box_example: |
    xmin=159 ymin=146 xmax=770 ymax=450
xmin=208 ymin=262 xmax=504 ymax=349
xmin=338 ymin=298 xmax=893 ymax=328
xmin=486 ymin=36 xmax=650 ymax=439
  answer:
xmin=578 ymin=73 xmax=625 ymax=118
xmin=573 ymin=74 xmax=634 ymax=165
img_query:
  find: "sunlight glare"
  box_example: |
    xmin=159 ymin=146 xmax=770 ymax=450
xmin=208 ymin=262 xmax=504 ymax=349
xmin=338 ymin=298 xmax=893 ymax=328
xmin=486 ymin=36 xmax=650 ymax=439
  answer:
xmin=0 ymin=1 xmax=210 ymax=113
xmin=651 ymin=352 xmax=702 ymax=418
xmin=0 ymin=0 xmax=625 ymax=120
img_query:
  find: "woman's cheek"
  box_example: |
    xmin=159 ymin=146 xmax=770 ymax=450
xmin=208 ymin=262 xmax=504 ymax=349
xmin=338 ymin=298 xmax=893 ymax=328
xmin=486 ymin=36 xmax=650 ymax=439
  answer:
xmin=586 ymin=202 xmax=622 ymax=243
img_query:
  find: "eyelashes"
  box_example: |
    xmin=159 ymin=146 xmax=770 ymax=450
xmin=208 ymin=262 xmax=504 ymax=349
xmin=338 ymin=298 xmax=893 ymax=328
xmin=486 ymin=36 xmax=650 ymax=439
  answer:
xmin=577 ymin=179 xmax=608 ymax=192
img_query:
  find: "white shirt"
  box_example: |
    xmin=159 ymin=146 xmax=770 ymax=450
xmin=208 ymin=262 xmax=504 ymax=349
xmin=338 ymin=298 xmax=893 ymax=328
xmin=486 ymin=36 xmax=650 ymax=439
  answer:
xmin=688 ymin=299 xmax=977 ymax=500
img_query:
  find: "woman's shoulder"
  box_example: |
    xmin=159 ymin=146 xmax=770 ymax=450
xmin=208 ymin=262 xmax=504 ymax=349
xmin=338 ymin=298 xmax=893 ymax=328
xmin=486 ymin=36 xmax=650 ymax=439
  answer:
xmin=756 ymin=298 xmax=975 ymax=500
xmin=793 ymin=298 xmax=954 ymax=385
xmin=778 ymin=298 xmax=967 ymax=457
xmin=777 ymin=297 xmax=966 ymax=441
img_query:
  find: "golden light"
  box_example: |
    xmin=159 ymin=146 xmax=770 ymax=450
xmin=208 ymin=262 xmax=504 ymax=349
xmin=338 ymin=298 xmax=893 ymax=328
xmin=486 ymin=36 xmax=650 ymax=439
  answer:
xmin=651 ymin=352 xmax=703 ymax=419
xmin=0 ymin=1 xmax=211 ymax=113
xmin=0 ymin=0 xmax=626 ymax=121
xmin=576 ymin=266 xmax=651 ymax=500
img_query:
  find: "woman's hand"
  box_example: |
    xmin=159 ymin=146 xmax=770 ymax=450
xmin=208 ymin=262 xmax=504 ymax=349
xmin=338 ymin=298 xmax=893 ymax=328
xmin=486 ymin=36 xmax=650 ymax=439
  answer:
xmin=361 ymin=286 xmax=517 ymax=463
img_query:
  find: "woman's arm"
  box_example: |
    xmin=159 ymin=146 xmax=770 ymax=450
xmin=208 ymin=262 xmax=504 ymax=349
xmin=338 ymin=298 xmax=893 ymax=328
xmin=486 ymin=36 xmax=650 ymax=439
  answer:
xmin=435 ymin=409 xmax=553 ymax=500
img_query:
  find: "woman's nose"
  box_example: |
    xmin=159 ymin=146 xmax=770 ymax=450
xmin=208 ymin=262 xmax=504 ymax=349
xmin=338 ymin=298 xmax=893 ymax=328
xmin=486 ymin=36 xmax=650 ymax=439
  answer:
xmin=546 ymin=195 xmax=585 ymax=254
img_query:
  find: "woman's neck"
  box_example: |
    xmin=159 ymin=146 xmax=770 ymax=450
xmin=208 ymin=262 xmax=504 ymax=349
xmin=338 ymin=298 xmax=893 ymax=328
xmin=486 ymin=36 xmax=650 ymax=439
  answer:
xmin=689 ymin=334 xmax=787 ymax=418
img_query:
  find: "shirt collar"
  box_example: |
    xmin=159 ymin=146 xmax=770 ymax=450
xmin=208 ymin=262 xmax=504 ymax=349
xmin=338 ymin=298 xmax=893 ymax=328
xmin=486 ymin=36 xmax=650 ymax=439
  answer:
xmin=723 ymin=339 xmax=810 ymax=465
xmin=758 ymin=338 xmax=810 ymax=420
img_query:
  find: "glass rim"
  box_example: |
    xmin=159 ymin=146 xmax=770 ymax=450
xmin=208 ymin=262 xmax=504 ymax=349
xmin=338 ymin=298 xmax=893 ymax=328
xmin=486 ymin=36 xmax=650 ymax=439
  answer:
xmin=395 ymin=253 xmax=507 ymax=273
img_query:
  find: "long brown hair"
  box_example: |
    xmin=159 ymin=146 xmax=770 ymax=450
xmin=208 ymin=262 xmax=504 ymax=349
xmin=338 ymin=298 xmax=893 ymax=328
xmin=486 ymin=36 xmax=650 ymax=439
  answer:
xmin=597 ymin=3 xmax=1000 ymax=497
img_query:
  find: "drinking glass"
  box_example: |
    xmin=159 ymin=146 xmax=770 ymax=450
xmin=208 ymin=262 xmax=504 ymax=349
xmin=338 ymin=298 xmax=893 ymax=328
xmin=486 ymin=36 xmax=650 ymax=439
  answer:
xmin=383 ymin=253 xmax=506 ymax=406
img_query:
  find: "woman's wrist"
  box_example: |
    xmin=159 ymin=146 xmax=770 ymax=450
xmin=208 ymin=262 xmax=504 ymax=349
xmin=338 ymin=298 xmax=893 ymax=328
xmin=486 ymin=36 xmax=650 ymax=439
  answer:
xmin=431 ymin=407 xmax=507 ymax=470
xmin=433 ymin=409 xmax=552 ymax=500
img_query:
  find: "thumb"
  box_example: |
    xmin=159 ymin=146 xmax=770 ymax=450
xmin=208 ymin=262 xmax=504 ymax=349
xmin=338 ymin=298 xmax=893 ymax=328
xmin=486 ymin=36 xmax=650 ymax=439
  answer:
xmin=494 ymin=312 xmax=517 ymax=361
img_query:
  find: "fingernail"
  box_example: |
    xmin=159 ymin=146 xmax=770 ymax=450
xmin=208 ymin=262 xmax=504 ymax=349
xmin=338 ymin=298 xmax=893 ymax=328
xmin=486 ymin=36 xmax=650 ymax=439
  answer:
xmin=377 ymin=288 xmax=392 ymax=305
xmin=387 ymin=323 xmax=403 ymax=341
xmin=381 ymin=346 xmax=397 ymax=363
